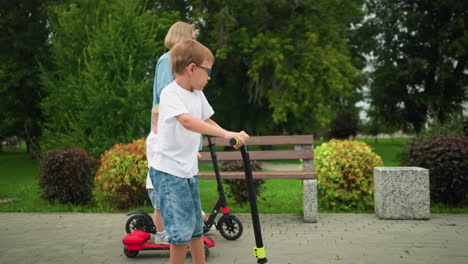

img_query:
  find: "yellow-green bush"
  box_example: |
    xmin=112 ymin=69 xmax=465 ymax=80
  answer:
xmin=315 ymin=139 xmax=383 ymax=211
xmin=95 ymin=138 xmax=149 ymax=209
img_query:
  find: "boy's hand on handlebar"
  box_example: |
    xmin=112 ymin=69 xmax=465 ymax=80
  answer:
xmin=239 ymin=131 xmax=249 ymax=141
xmin=223 ymin=131 xmax=249 ymax=149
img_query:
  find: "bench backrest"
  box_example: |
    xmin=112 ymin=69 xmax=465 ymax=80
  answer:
xmin=200 ymin=135 xmax=314 ymax=164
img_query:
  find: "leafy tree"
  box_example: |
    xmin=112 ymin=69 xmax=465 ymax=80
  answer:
xmin=0 ymin=0 xmax=49 ymax=156
xmin=40 ymin=0 xmax=178 ymax=157
xmin=328 ymin=108 xmax=360 ymax=139
xmin=188 ymin=0 xmax=365 ymax=135
xmin=362 ymin=0 xmax=468 ymax=132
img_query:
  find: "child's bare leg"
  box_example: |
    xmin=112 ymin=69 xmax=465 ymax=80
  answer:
xmin=170 ymin=244 xmax=188 ymax=264
xmin=153 ymin=209 xmax=165 ymax=232
xmin=189 ymin=238 xmax=205 ymax=264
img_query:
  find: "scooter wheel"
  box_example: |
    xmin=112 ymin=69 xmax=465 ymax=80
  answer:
xmin=125 ymin=215 xmax=150 ymax=233
xmin=218 ymin=215 xmax=243 ymax=240
xmin=204 ymin=244 xmax=210 ymax=259
xmin=123 ymin=247 xmax=139 ymax=258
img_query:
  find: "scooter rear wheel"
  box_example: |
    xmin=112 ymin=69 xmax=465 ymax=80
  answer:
xmin=204 ymin=244 xmax=210 ymax=259
xmin=218 ymin=215 xmax=243 ymax=240
xmin=125 ymin=215 xmax=150 ymax=233
xmin=123 ymin=247 xmax=139 ymax=258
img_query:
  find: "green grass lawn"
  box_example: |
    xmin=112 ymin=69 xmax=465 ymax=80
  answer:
xmin=1 ymin=137 xmax=466 ymax=214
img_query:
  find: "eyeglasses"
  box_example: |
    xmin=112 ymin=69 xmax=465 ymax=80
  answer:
xmin=196 ymin=65 xmax=212 ymax=77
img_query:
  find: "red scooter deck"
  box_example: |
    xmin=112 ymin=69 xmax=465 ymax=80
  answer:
xmin=122 ymin=229 xmax=215 ymax=258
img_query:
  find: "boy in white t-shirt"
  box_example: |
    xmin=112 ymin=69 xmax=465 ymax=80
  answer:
xmin=150 ymin=39 xmax=248 ymax=264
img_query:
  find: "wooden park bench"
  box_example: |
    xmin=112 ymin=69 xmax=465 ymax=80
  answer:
xmin=198 ymin=135 xmax=318 ymax=223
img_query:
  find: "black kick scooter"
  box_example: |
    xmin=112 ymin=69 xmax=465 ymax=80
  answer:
xmin=230 ymin=138 xmax=268 ymax=263
xmin=203 ymin=136 xmax=243 ymax=240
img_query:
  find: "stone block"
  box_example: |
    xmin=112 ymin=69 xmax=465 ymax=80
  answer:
xmin=374 ymin=167 xmax=430 ymax=220
xmin=303 ymin=179 xmax=318 ymax=223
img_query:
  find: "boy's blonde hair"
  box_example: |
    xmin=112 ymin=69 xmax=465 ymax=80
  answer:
xmin=171 ymin=40 xmax=215 ymax=75
xmin=164 ymin=21 xmax=195 ymax=49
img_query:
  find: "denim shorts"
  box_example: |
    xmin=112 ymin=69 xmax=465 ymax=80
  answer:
xmin=152 ymin=170 xmax=203 ymax=244
xmin=148 ymin=168 xmax=160 ymax=209
xmin=147 ymin=189 xmax=159 ymax=209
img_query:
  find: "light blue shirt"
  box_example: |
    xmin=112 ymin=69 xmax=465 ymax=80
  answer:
xmin=153 ymin=53 xmax=174 ymax=107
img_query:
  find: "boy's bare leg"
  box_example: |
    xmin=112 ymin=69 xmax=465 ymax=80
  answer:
xmin=189 ymin=238 xmax=206 ymax=264
xmin=170 ymin=244 xmax=188 ymax=264
xmin=153 ymin=209 xmax=164 ymax=232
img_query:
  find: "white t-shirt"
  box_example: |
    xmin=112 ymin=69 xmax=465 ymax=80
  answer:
xmin=145 ymin=131 xmax=158 ymax=189
xmin=155 ymin=81 xmax=214 ymax=178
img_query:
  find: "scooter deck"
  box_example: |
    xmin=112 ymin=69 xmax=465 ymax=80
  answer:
xmin=139 ymin=235 xmax=216 ymax=250
xmin=123 ymin=231 xmax=215 ymax=250
xmin=140 ymin=242 xmax=170 ymax=250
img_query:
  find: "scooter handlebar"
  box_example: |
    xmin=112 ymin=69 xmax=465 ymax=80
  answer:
xmin=229 ymin=138 xmax=239 ymax=146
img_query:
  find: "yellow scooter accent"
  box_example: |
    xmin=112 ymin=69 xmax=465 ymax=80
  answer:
xmin=254 ymin=247 xmax=267 ymax=261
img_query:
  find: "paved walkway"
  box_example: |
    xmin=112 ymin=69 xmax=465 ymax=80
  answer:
xmin=1 ymin=213 xmax=467 ymax=264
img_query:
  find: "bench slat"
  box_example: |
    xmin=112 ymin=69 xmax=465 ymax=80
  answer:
xmin=198 ymin=171 xmax=316 ymax=180
xmin=199 ymin=150 xmax=313 ymax=161
xmin=202 ymin=135 xmax=313 ymax=146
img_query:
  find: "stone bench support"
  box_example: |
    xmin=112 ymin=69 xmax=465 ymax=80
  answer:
xmin=303 ymin=179 xmax=318 ymax=223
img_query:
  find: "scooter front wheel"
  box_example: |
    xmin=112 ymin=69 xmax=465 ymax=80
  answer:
xmin=218 ymin=215 xmax=243 ymax=240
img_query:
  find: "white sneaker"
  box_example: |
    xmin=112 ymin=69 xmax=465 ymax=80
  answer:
xmin=154 ymin=231 xmax=169 ymax=244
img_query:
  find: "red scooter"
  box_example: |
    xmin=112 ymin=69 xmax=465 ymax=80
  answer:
xmin=122 ymin=229 xmax=215 ymax=259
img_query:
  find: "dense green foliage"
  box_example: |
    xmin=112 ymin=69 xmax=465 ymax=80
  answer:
xmin=0 ymin=0 xmax=48 ymax=156
xmin=315 ymin=139 xmax=383 ymax=210
xmin=402 ymin=135 xmax=468 ymax=206
xmin=39 ymin=0 xmax=177 ymax=157
xmin=95 ymin=138 xmax=149 ymax=210
xmin=39 ymin=148 xmax=98 ymax=205
xmin=192 ymin=0 xmax=366 ymax=135
xmin=220 ymin=160 xmax=265 ymax=206
xmin=3 ymin=0 xmax=466 ymax=157
xmin=362 ymin=0 xmax=468 ymax=132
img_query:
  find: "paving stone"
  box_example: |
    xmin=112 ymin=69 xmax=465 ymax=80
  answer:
xmin=0 ymin=213 xmax=467 ymax=264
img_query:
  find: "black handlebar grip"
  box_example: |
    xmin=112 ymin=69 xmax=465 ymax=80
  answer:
xmin=229 ymin=138 xmax=238 ymax=146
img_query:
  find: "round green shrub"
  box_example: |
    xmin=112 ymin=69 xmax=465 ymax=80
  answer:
xmin=402 ymin=134 xmax=468 ymax=205
xmin=221 ymin=160 xmax=265 ymax=206
xmin=39 ymin=148 xmax=98 ymax=205
xmin=95 ymin=138 xmax=149 ymax=209
xmin=315 ymin=139 xmax=383 ymax=211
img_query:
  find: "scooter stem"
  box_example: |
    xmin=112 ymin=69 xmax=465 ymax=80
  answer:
xmin=230 ymin=138 xmax=268 ymax=263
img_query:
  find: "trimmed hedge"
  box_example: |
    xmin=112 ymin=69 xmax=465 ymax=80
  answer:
xmin=39 ymin=148 xmax=98 ymax=205
xmin=402 ymin=134 xmax=468 ymax=205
